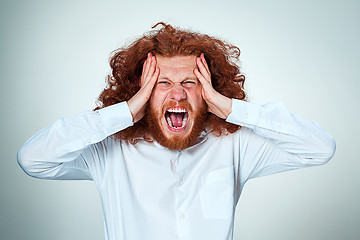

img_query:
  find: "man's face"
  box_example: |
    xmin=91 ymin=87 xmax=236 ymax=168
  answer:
xmin=147 ymin=55 xmax=207 ymax=150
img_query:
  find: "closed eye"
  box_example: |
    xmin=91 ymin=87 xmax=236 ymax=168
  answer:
xmin=158 ymin=81 xmax=171 ymax=85
xmin=157 ymin=80 xmax=172 ymax=89
xmin=182 ymin=80 xmax=197 ymax=88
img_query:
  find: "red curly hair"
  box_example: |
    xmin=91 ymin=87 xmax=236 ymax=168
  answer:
xmin=94 ymin=22 xmax=247 ymax=144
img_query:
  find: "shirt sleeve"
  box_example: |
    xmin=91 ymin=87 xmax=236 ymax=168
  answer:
xmin=226 ymin=99 xmax=336 ymax=184
xmin=17 ymin=102 xmax=133 ymax=181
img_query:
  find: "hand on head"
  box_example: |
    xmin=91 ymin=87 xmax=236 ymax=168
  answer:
xmin=194 ymin=53 xmax=232 ymax=119
xmin=127 ymin=52 xmax=160 ymax=123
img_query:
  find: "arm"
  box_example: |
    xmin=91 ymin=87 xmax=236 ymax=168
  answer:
xmin=194 ymin=53 xmax=335 ymax=182
xmin=17 ymin=102 xmax=133 ymax=180
xmin=18 ymin=53 xmax=159 ymax=180
xmin=227 ymin=99 xmax=336 ymax=182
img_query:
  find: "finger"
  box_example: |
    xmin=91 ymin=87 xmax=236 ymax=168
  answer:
xmin=142 ymin=52 xmax=153 ymax=81
xmin=196 ymin=57 xmax=211 ymax=82
xmin=140 ymin=62 xmax=148 ymax=87
xmin=194 ymin=68 xmax=212 ymax=92
xmin=145 ymin=56 xmax=157 ymax=83
xmin=200 ymin=53 xmax=211 ymax=76
xmin=143 ymin=66 xmax=160 ymax=97
xmin=142 ymin=56 xmax=156 ymax=87
xmin=141 ymin=53 xmax=150 ymax=77
xmin=147 ymin=56 xmax=157 ymax=78
xmin=149 ymin=66 xmax=160 ymax=87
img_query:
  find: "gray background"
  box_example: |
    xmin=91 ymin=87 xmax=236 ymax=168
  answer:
xmin=1 ymin=0 xmax=359 ymax=239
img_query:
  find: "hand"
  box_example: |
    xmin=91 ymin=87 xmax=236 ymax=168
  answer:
xmin=194 ymin=53 xmax=232 ymax=119
xmin=127 ymin=52 xmax=160 ymax=123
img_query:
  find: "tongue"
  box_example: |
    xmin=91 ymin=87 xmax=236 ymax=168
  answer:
xmin=170 ymin=113 xmax=183 ymax=128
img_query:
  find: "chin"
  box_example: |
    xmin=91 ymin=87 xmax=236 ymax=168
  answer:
xmin=161 ymin=121 xmax=194 ymax=141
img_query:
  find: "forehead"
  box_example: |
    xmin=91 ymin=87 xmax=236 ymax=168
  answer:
xmin=156 ymin=55 xmax=197 ymax=79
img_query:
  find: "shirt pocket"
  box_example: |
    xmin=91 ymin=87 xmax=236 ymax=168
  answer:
xmin=199 ymin=167 xmax=235 ymax=219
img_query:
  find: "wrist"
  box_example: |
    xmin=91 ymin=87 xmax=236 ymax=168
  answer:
xmin=221 ymin=96 xmax=232 ymax=118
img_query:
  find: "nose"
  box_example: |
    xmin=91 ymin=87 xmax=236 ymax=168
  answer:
xmin=169 ymin=84 xmax=187 ymax=102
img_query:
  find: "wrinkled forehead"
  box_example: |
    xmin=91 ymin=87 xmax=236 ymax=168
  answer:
xmin=156 ymin=55 xmax=197 ymax=79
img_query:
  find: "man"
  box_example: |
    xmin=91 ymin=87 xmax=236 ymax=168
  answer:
xmin=17 ymin=22 xmax=336 ymax=240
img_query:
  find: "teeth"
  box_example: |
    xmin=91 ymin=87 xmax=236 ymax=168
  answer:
xmin=167 ymin=108 xmax=187 ymax=113
xmin=166 ymin=116 xmax=173 ymax=128
xmin=182 ymin=113 xmax=188 ymax=127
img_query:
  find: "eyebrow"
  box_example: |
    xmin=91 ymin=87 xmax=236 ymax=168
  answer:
xmin=158 ymin=76 xmax=198 ymax=81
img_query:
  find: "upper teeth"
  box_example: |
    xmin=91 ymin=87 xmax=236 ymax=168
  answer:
xmin=167 ymin=108 xmax=187 ymax=113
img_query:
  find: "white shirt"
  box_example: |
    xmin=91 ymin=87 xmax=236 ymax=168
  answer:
xmin=17 ymin=99 xmax=336 ymax=240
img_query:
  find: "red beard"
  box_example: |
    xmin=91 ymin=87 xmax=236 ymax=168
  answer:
xmin=145 ymin=100 xmax=207 ymax=150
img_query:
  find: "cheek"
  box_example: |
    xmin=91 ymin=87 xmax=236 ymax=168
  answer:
xmin=149 ymin=88 xmax=163 ymax=105
xmin=149 ymin=90 xmax=170 ymax=116
xmin=189 ymin=90 xmax=204 ymax=110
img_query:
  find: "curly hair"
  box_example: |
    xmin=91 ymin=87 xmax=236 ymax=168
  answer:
xmin=94 ymin=22 xmax=247 ymax=144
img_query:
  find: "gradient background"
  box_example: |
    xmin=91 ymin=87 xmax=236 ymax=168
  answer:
xmin=1 ymin=0 xmax=359 ymax=239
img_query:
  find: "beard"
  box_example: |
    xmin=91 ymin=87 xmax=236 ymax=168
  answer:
xmin=145 ymin=100 xmax=207 ymax=150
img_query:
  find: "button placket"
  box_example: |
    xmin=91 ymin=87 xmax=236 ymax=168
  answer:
xmin=175 ymin=151 xmax=185 ymax=185
xmin=243 ymin=113 xmax=248 ymax=121
xmin=174 ymin=150 xmax=190 ymax=238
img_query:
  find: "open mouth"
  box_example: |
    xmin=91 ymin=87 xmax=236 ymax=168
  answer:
xmin=164 ymin=107 xmax=189 ymax=132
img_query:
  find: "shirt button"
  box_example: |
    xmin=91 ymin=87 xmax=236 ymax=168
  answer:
xmin=85 ymin=138 xmax=91 ymax=144
xmin=243 ymin=113 xmax=248 ymax=120
xmin=179 ymin=179 xmax=183 ymax=185
xmin=180 ymin=214 xmax=185 ymax=219
xmin=115 ymin=124 xmax=121 ymax=130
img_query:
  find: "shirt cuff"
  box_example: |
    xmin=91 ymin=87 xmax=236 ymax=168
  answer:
xmin=226 ymin=99 xmax=262 ymax=129
xmin=95 ymin=102 xmax=134 ymax=136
